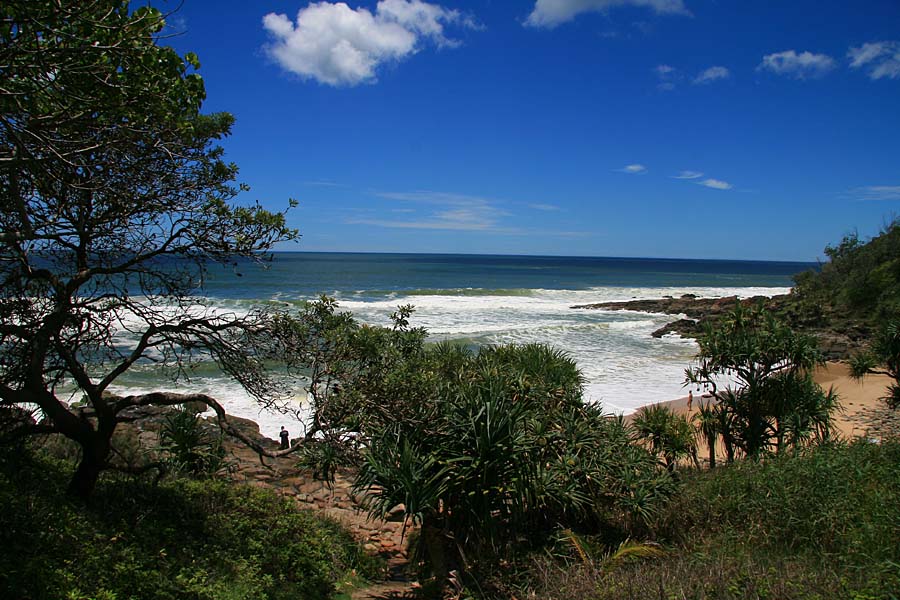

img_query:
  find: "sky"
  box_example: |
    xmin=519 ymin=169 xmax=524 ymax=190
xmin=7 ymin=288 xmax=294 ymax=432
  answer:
xmin=158 ymin=0 xmax=900 ymax=261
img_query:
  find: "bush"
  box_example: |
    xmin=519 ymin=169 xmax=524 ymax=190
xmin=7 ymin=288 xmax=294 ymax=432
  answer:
xmin=0 ymin=449 xmax=375 ymax=600
xmin=510 ymin=440 xmax=900 ymax=600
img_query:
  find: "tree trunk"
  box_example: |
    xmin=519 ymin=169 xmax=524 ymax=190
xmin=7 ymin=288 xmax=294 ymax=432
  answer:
xmin=421 ymin=519 xmax=459 ymax=589
xmin=66 ymin=422 xmax=113 ymax=500
xmin=706 ymin=433 xmax=716 ymax=469
xmin=724 ymin=438 xmax=735 ymax=464
xmin=68 ymin=446 xmax=105 ymax=500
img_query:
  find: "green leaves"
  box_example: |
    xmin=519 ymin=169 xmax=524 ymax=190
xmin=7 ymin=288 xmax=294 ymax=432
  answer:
xmin=0 ymin=0 xmax=298 ymax=496
xmin=687 ymin=304 xmax=838 ymax=460
xmin=342 ymin=336 xmax=673 ymax=578
xmin=632 ymin=404 xmax=696 ymax=470
xmin=850 ymin=319 xmax=900 ymax=409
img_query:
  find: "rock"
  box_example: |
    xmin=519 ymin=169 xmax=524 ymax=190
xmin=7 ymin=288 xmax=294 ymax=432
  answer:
xmin=386 ymin=504 xmax=407 ymax=522
xmin=651 ymin=318 xmax=700 ymax=338
xmin=181 ymin=400 xmax=208 ymax=414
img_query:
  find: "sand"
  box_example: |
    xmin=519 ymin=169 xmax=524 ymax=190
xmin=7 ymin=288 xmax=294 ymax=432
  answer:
xmin=650 ymin=362 xmax=899 ymax=442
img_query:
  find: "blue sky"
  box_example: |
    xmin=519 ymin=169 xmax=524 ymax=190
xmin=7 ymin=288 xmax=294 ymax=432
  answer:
xmin=161 ymin=0 xmax=900 ymax=261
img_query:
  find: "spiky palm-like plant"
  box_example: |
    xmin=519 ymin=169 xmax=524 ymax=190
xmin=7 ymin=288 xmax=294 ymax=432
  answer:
xmin=632 ymin=404 xmax=696 ymax=471
xmin=693 ymin=401 xmax=720 ymax=469
xmin=850 ymin=320 xmax=900 ymax=409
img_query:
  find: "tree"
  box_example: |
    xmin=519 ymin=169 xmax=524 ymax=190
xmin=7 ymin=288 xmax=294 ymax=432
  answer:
xmin=685 ymin=303 xmax=838 ymax=460
xmin=0 ymin=1 xmax=298 ymax=497
xmin=352 ymin=342 xmax=672 ymax=587
xmin=631 ymin=403 xmax=698 ymax=471
xmin=849 ymin=320 xmax=900 ymax=409
xmin=272 ymin=300 xmax=674 ymax=588
xmin=692 ymin=400 xmax=719 ymax=468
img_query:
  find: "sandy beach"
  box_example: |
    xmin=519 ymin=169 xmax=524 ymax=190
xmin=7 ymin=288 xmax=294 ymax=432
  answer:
xmin=651 ymin=362 xmax=899 ymax=442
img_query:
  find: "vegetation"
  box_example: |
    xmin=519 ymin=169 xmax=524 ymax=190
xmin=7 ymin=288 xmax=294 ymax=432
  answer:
xmin=0 ymin=0 xmax=298 ymax=497
xmin=850 ymin=319 xmax=900 ymax=409
xmin=631 ymin=403 xmax=697 ymax=471
xmin=686 ymin=303 xmax=840 ymax=461
xmin=793 ymin=219 xmax=900 ymax=324
xmin=0 ymin=446 xmax=376 ymax=600
xmin=274 ymin=299 xmax=676 ymax=589
xmin=493 ymin=440 xmax=900 ymax=600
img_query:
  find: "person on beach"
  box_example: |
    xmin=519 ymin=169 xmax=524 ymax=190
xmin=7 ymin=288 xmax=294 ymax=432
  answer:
xmin=687 ymin=391 xmax=693 ymax=411
xmin=279 ymin=426 xmax=290 ymax=450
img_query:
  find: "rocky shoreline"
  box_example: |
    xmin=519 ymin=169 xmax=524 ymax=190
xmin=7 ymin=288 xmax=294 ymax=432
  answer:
xmin=571 ymin=293 xmax=867 ymax=360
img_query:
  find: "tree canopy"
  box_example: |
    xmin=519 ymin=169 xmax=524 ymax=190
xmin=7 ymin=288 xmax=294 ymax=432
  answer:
xmin=0 ymin=0 xmax=298 ymax=497
xmin=686 ymin=304 xmax=839 ymax=460
xmin=793 ymin=219 xmax=900 ymax=324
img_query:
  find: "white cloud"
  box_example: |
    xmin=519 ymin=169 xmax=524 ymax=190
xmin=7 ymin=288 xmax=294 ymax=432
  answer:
xmin=303 ymin=179 xmax=347 ymax=187
xmin=262 ymin=0 xmax=476 ymax=86
xmin=528 ymin=203 xmax=561 ymax=211
xmin=698 ymin=178 xmax=733 ymax=190
xmin=654 ymin=64 xmax=681 ymax=90
xmin=672 ymin=170 xmax=703 ymax=179
xmin=618 ymin=164 xmax=647 ymax=174
xmin=693 ymin=65 xmax=730 ymax=84
xmin=360 ymin=190 xmax=512 ymax=231
xmin=525 ymin=0 xmax=689 ymax=28
xmin=848 ymin=185 xmax=900 ymax=201
xmin=757 ymin=50 xmax=836 ymax=79
xmin=848 ymin=41 xmax=900 ymax=80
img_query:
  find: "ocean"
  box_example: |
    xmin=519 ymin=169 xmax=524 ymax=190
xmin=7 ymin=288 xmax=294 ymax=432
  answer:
xmin=108 ymin=252 xmax=814 ymax=438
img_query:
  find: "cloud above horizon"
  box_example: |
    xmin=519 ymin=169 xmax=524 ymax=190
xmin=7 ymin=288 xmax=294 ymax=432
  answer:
xmin=848 ymin=41 xmax=900 ymax=80
xmin=698 ymin=178 xmax=733 ymax=190
xmin=262 ymin=0 xmax=477 ymax=86
xmin=757 ymin=50 xmax=836 ymax=79
xmin=355 ymin=190 xmax=512 ymax=231
xmin=348 ymin=190 xmax=583 ymax=236
xmin=618 ymin=164 xmax=648 ymax=174
xmin=672 ymin=170 xmax=703 ymax=179
xmin=654 ymin=64 xmax=680 ymax=90
xmin=528 ymin=203 xmax=562 ymax=211
xmin=847 ymin=185 xmax=900 ymax=201
xmin=525 ymin=0 xmax=689 ymax=28
xmin=693 ymin=65 xmax=730 ymax=84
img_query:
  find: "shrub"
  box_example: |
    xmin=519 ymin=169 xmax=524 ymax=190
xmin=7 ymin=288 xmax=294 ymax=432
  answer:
xmin=0 ymin=449 xmax=375 ymax=600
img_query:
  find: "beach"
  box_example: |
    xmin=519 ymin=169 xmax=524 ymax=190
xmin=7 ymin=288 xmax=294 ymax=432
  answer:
xmin=652 ymin=362 xmax=898 ymax=441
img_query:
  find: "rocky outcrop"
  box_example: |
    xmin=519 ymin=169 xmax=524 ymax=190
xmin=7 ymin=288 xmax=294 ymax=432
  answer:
xmin=572 ymin=294 xmax=786 ymax=339
xmin=572 ymin=293 xmax=868 ymax=359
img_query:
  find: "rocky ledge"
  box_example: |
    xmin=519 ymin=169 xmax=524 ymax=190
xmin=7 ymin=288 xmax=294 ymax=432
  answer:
xmin=571 ymin=293 xmax=865 ymax=360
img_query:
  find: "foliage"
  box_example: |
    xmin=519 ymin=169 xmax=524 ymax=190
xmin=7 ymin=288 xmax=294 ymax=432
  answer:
xmin=0 ymin=0 xmax=297 ymax=496
xmin=0 ymin=448 xmax=378 ymax=600
xmin=352 ymin=342 xmax=674 ymax=583
xmin=631 ymin=403 xmax=697 ymax=471
xmin=274 ymin=299 xmax=675 ymax=586
xmin=793 ymin=219 xmax=900 ymax=323
xmin=850 ymin=319 xmax=900 ymax=409
xmin=490 ymin=440 xmax=900 ymax=600
xmin=686 ymin=303 xmax=838 ymax=459
xmin=158 ymin=408 xmax=229 ymax=477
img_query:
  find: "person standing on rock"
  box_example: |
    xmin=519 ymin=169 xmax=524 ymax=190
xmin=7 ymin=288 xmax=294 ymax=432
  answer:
xmin=279 ymin=426 xmax=290 ymax=450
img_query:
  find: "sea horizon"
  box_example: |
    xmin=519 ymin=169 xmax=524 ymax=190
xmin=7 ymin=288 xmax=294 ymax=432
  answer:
xmin=267 ymin=249 xmax=822 ymax=266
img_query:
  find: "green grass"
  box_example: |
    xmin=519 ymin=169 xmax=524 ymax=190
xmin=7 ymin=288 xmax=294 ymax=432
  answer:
xmin=0 ymin=449 xmax=379 ymax=600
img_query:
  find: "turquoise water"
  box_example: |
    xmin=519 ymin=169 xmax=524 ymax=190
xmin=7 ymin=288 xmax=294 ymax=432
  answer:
xmin=112 ymin=252 xmax=814 ymax=437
